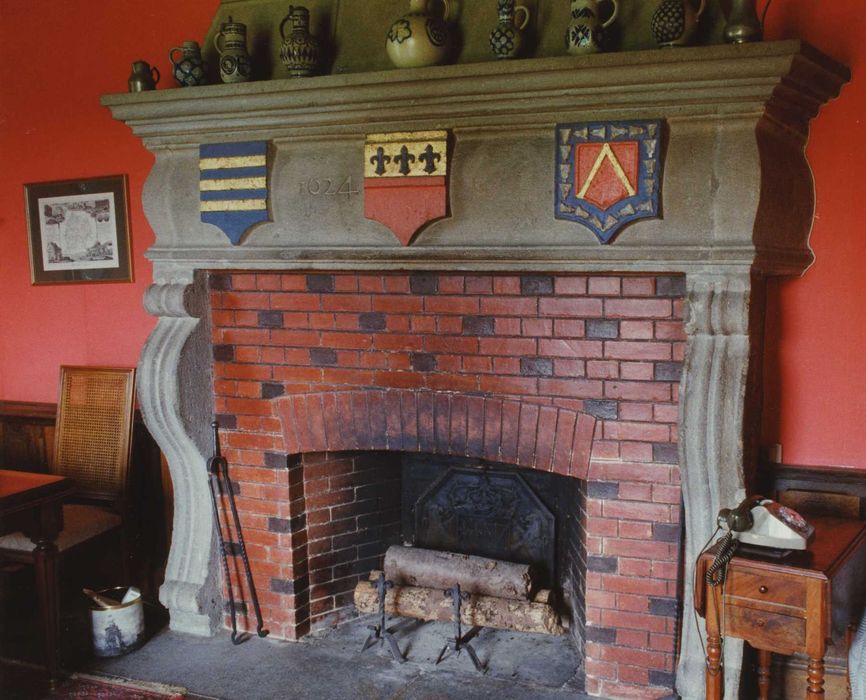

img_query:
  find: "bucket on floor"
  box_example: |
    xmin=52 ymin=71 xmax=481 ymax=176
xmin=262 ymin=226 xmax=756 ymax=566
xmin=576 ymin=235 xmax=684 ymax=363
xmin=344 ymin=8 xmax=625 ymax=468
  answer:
xmin=88 ymin=586 xmax=145 ymax=657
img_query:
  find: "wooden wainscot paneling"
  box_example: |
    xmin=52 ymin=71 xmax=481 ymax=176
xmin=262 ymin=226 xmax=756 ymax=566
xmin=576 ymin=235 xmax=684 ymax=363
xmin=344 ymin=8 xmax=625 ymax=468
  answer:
xmin=0 ymin=401 xmax=56 ymax=471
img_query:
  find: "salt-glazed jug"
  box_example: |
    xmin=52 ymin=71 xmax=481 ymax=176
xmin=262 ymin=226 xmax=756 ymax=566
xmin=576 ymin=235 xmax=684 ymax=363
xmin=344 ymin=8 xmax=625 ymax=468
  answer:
xmin=386 ymin=0 xmax=452 ymax=69
xmin=651 ymin=0 xmax=706 ymax=47
xmin=489 ymin=0 xmax=531 ymax=60
xmin=279 ymin=5 xmax=323 ymax=77
xmin=214 ymin=16 xmax=252 ymax=83
xmin=128 ymin=60 xmax=159 ymax=92
xmin=565 ymin=0 xmax=619 ymax=54
xmin=169 ymin=40 xmax=207 ymax=86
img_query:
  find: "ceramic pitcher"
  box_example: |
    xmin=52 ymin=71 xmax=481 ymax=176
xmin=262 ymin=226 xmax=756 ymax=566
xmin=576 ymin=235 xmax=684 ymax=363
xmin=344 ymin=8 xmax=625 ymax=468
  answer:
xmin=214 ymin=16 xmax=252 ymax=83
xmin=279 ymin=6 xmax=323 ymax=77
xmin=651 ymin=0 xmax=706 ymax=47
xmin=566 ymin=0 xmax=618 ymax=55
xmin=386 ymin=0 xmax=452 ymax=69
xmin=128 ymin=60 xmax=159 ymax=92
xmin=489 ymin=0 xmax=531 ymax=60
xmin=169 ymin=41 xmax=207 ymax=87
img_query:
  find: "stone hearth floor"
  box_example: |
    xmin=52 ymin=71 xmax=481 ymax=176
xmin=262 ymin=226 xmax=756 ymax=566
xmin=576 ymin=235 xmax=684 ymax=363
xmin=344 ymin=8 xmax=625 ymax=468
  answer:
xmin=86 ymin=616 xmax=589 ymax=700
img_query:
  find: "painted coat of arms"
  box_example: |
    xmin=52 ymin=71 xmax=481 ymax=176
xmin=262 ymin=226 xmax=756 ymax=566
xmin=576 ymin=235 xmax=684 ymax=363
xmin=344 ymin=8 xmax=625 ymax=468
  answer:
xmin=364 ymin=130 xmax=449 ymax=246
xmin=555 ymin=120 xmax=662 ymax=244
xmin=200 ymin=141 xmax=270 ymax=245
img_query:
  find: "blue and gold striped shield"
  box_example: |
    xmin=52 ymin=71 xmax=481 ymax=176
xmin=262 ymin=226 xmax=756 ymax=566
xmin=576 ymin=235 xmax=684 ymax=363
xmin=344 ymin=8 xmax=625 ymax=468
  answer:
xmin=200 ymin=141 xmax=269 ymax=245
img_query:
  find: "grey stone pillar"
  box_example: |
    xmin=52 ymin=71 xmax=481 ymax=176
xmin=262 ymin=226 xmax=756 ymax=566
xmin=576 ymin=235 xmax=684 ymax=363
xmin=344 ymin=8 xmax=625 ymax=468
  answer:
xmin=675 ymin=271 xmax=765 ymax=699
xmin=139 ymin=282 xmax=221 ymax=636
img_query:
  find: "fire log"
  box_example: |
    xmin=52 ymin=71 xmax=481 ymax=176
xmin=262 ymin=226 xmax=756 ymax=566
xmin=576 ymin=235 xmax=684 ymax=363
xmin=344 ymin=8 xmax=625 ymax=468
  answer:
xmin=383 ymin=546 xmax=536 ymax=601
xmin=354 ymin=573 xmax=562 ymax=635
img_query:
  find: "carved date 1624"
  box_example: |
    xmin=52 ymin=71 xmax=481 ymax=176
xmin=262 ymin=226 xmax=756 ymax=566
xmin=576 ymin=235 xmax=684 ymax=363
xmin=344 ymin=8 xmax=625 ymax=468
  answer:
xmin=300 ymin=176 xmax=359 ymax=198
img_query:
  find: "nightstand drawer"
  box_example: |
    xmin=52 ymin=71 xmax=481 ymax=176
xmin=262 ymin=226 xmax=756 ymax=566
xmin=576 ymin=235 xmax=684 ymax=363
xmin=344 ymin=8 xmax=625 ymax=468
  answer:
xmin=725 ymin=568 xmax=807 ymax=613
xmin=725 ymin=605 xmax=804 ymax=654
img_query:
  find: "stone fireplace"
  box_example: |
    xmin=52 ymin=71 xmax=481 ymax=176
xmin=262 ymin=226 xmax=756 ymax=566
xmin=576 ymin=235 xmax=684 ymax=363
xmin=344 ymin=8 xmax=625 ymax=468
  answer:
xmin=103 ymin=38 xmax=847 ymax=699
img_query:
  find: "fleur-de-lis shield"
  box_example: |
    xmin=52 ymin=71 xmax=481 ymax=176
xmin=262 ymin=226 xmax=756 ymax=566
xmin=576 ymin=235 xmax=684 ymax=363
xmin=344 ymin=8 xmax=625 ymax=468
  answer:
xmin=364 ymin=131 xmax=449 ymax=246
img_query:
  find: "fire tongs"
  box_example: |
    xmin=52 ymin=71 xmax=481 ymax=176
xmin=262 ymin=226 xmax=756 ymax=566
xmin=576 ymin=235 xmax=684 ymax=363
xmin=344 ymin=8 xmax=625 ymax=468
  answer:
xmin=360 ymin=572 xmax=406 ymax=663
xmin=207 ymin=420 xmax=269 ymax=644
xmin=436 ymin=584 xmax=487 ymax=674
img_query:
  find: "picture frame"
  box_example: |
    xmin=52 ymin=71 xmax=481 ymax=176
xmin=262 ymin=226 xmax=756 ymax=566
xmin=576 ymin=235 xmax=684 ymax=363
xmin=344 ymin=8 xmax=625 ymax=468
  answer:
xmin=25 ymin=175 xmax=133 ymax=285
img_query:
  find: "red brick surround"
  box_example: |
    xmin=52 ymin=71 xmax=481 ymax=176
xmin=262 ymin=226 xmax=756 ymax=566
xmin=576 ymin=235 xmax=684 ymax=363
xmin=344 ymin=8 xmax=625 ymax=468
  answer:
xmin=208 ymin=271 xmax=685 ymax=699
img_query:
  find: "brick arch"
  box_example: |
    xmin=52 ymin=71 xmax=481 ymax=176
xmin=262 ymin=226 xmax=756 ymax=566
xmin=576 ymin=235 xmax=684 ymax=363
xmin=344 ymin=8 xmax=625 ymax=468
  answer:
xmin=275 ymin=389 xmax=596 ymax=479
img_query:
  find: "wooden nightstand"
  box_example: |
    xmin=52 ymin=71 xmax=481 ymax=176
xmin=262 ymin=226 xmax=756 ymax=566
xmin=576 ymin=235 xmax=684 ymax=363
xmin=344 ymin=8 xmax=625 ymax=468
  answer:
xmin=695 ymin=517 xmax=866 ymax=699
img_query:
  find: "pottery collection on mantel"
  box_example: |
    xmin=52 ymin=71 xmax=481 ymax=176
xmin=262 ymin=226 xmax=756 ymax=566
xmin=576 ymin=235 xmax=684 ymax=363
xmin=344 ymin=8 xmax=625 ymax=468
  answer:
xmin=129 ymin=0 xmax=769 ymax=92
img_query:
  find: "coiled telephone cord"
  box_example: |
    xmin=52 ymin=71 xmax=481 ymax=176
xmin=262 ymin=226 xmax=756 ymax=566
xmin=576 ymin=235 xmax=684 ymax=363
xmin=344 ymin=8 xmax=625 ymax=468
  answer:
xmin=705 ymin=530 xmax=738 ymax=587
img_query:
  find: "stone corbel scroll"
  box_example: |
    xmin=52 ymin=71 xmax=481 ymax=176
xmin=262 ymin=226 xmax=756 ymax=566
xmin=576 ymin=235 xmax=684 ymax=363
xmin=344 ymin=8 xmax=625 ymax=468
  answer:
xmin=675 ymin=271 xmax=765 ymax=700
xmin=139 ymin=282 xmax=221 ymax=636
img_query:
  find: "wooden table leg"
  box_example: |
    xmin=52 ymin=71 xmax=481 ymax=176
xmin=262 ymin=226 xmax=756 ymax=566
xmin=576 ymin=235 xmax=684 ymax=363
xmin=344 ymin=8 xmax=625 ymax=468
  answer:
xmin=757 ymin=648 xmax=772 ymax=699
xmin=807 ymin=656 xmax=825 ymax=698
xmin=705 ymin=584 xmax=723 ymax=700
xmin=32 ymin=537 xmax=61 ymax=687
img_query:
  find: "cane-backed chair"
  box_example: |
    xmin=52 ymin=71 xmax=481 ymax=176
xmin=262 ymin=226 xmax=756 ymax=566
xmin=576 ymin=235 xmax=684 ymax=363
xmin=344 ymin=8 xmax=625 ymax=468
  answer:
xmin=0 ymin=366 xmax=136 ymax=561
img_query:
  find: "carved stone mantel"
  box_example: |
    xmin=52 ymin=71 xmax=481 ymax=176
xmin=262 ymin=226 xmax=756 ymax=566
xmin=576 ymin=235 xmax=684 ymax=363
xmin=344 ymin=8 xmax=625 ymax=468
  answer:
xmin=104 ymin=41 xmax=845 ymax=280
xmin=103 ymin=40 xmax=848 ymax=698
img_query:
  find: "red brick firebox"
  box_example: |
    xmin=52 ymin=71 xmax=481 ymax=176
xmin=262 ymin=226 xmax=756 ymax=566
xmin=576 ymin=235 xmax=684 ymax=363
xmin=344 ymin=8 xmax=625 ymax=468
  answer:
xmin=209 ymin=271 xmax=684 ymax=698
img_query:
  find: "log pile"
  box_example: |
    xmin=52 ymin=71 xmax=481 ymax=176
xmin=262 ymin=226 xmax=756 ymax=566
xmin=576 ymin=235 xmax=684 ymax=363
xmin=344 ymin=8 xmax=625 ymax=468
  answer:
xmin=353 ymin=546 xmax=563 ymax=636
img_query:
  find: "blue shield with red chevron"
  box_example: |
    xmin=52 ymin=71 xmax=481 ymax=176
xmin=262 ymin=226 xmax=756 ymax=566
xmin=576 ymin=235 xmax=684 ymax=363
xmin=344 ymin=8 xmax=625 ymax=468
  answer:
xmin=200 ymin=141 xmax=269 ymax=245
xmin=555 ymin=121 xmax=662 ymax=244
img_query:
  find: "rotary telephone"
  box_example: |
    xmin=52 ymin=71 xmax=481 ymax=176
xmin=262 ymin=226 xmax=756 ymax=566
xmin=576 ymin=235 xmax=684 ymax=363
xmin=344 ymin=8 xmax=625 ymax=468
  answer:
xmin=705 ymin=495 xmax=814 ymax=587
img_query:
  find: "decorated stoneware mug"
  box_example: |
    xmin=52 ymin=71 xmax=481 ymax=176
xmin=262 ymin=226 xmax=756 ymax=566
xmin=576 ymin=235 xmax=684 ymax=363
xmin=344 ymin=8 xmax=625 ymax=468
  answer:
xmin=490 ymin=0 xmax=531 ymax=60
xmin=280 ymin=5 xmax=323 ymax=77
xmin=169 ymin=40 xmax=207 ymax=86
xmin=214 ymin=16 xmax=252 ymax=83
xmin=566 ymin=0 xmax=618 ymax=54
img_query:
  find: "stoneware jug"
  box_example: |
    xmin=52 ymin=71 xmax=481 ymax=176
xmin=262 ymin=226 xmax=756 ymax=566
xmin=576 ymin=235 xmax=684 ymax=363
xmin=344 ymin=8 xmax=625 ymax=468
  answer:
xmin=489 ymin=0 xmax=531 ymax=60
xmin=565 ymin=0 xmax=619 ymax=54
xmin=214 ymin=15 xmax=252 ymax=83
xmin=651 ymin=0 xmax=706 ymax=47
xmin=386 ymin=0 xmax=452 ymax=69
xmin=128 ymin=60 xmax=159 ymax=92
xmin=279 ymin=5 xmax=323 ymax=77
xmin=169 ymin=41 xmax=207 ymax=87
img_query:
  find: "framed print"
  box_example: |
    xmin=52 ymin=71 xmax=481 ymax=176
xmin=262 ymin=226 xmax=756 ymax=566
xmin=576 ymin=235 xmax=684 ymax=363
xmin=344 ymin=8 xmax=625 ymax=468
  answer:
xmin=25 ymin=175 xmax=132 ymax=285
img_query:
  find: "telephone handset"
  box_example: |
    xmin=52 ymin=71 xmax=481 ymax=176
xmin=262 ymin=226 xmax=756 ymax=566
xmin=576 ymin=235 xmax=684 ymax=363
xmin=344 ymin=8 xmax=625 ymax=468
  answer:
xmin=705 ymin=495 xmax=814 ymax=587
xmin=717 ymin=495 xmax=814 ymax=550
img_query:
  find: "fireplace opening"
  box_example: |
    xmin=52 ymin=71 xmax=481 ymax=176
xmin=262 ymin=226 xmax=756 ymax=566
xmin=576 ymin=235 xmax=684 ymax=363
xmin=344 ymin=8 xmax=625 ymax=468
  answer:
xmin=299 ymin=450 xmax=586 ymax=652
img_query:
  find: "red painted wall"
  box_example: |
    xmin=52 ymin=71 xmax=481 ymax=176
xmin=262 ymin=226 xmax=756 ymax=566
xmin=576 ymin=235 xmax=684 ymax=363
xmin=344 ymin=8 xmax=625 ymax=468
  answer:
xmin=762 ymin=2 xmax=866 ymax=470
xmin=0 ymin=1 xmax=863 ymax=470
xmin=0 ymin=0 xmax=219 ymax=403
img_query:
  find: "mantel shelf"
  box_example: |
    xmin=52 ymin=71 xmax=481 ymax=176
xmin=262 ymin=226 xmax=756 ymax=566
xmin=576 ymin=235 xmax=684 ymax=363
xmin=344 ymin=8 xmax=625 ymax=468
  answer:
xmin=103 ymin=41 xmax=848 ymax=144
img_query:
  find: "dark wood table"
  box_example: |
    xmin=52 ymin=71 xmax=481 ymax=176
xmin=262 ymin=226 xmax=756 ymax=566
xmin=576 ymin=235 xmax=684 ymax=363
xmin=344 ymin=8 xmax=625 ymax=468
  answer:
xmin=695 ymin=517 xmax=866 ymax=699
xmin=0 ymin=469 xmax=74 ymax=684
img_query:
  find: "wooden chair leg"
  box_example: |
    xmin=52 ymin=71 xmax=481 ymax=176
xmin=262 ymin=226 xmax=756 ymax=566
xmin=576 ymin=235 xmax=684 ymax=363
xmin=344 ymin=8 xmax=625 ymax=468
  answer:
xmin=807 ymin=657 xmax=825 ymax=698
